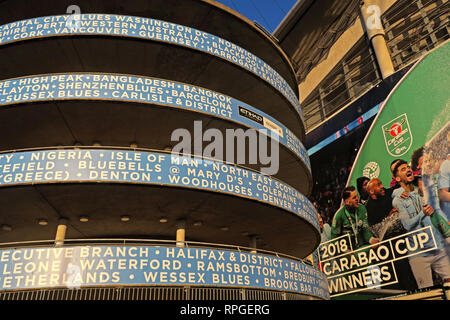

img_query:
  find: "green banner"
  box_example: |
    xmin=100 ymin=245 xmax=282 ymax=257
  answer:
xmin=348 ymin=41 xmax=449 ymax=192
xmin=326 ymin=40 xmax=450 ymax=297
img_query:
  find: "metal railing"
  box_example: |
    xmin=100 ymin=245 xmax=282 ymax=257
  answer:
xmin=300 ymin=0 xmax=448 ymax=132
xmin=383 ymin=0 xmax=449 ymax=70
xmin=301 ymin=38 xmax=380 ymax=132
xmin=0 ymin=286 xmax=317 ymax=300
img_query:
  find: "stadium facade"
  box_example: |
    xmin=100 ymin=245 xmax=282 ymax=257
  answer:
xmin=0 ymin=1 xmax=329 ymax=300
xmin=274 ymin=0 xmax=448 ymax=150
xmin=275 ymin=0 xmax=449 ymax=300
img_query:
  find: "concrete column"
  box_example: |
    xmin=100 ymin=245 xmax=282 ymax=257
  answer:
xmin=306 ymin=254 xmax=314 ymax=266
xmin=55 ymin=218 xmax=68 ymax=246
xmin=249 ymin=235 xmax=258 ymax=254
xmin=360 ymin=0 xmax=395 ymax=79
xmin=176 ymin=219 xmax=186 ymax=248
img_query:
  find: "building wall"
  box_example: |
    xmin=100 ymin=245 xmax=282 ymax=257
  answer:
xmin=297 ymin=0 xmax=448 ymax=133
xmin=0 ymin=0 xmax=330 ymax=300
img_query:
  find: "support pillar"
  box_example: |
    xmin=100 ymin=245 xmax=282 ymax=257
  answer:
xmin=306 ymin=254 xmax=314 ymax=266
xmin=249 ymin=235 xmax=258 ymax=254
xmin=360 ymin=0 xmax=395 ymax=79
xmin=176 ymin=219 xmax=186 ymax=248
xmin=55 ymin=218 xmax=68 ymax=247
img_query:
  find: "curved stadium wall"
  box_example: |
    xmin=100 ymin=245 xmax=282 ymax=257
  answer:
xmin=0 ymin=0 xmax=329 ymax=300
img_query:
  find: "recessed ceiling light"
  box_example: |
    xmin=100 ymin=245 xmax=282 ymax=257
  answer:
xmin=1 ymin=224 xmax=12 ymax=232
xmin=220 ymin=226 xmax=229 ymax=231
xmin=37 ymin=219 xmax=48 ymax=226
xmin=79 ymin=216 xmax=89 ymax=222
xmin=159 ymin=217 xmax=168 ymax=223
xmin=120 ymin=215 xmax=130 ymax=222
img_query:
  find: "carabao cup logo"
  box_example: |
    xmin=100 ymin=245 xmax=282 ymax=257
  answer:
xmin=382 ymin=113 xmax=413 ymax=157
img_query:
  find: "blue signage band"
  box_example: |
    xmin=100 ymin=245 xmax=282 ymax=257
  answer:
xmin=0 ymin=14 xmax=303 ymax=121
xmin=0 ymin=148 xmax=319 ymax=232
xmin=0 ymin=73 xmax=310 ymax=172
xmin=0 ymin=245 xmax=329 ymax=299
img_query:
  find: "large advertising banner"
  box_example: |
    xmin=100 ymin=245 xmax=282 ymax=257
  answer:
xmin=0 ymin=245 xmax=329 ymax=299
xmin=0 ymin=148 xmax=318 ymax=232
xmin=319 ymin=226 xmax=438 ymax=297
xmin=0 ymin=14 xmax=303 ymax=120
xmin=324 ymin=41 xmax=450 ymax=297
xmin=0 ymin=73 xmax=309 ymax=171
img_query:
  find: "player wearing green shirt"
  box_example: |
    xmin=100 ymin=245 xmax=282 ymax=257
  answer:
xmin=331 ymin=186 xmax=380 ymax=250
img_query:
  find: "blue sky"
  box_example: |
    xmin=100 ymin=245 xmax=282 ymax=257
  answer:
xmin=215 ymin=0 xmax=297 ymax=33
